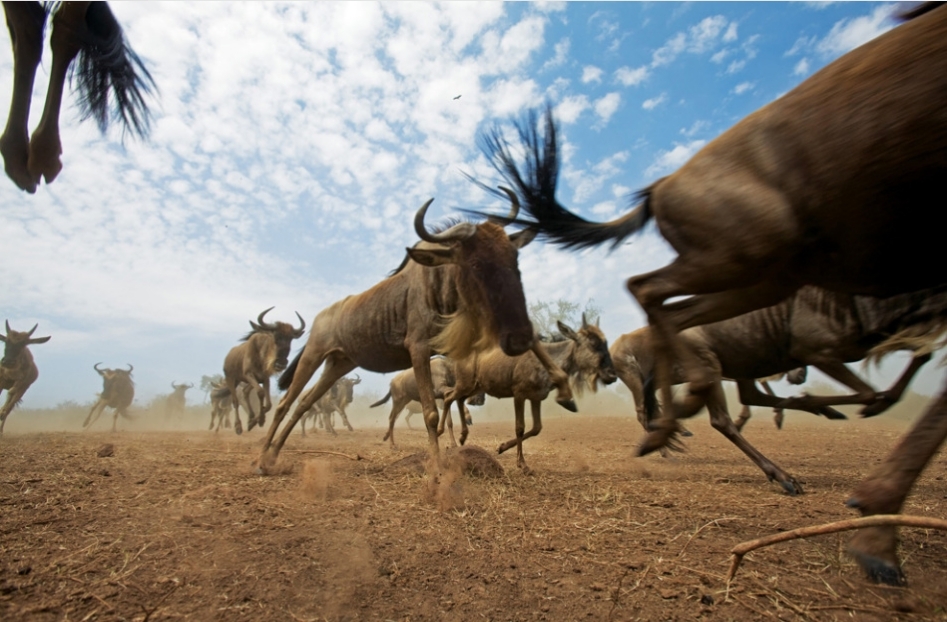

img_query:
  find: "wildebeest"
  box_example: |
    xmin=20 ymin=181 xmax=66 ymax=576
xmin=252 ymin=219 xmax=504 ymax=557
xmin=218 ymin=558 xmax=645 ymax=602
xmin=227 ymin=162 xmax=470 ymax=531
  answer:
xmin=299 ymin=374 xmax=361 ymax=437
xmin=84 ymin=363 xmax=135 ymax=432
xmin=1 ymin=2 xmax=154 ymax=193
xmin=375 ymin=357 xmax=483 ymax=448
xmin=259 ymin=193 xmax=574 ymax=473
xmin=164 ymin=381 xmax=192 ymax=418
xmin=442 ymin=317 xmax=617 ymax=472
xmin=208 ymin=379 xmax=232 ymax=432
xmin=217 ymin=307 xmax=305 ymax=435
xmin=0 ymin=320 xmax=50 ymax=436
xmin=481 ymin=4 xmax=947 ymax=583
xmin=611 ymin=285 xmax=947 ymax=494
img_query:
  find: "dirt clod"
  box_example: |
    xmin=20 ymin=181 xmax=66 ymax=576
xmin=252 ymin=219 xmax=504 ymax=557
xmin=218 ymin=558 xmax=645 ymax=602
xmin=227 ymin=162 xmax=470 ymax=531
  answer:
xmin=96 ymin=443 xmax=114 ymax=457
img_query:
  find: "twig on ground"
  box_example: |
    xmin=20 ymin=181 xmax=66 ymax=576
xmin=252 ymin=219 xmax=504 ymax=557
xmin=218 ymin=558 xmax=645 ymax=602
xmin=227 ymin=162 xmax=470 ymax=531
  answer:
xmin=727 ymin=514 xmax=947 ymax=581
xmin=283 ymin=449 xmax=364 ymax=461
xmin=679 ymin=517 xmax=738 ymax=557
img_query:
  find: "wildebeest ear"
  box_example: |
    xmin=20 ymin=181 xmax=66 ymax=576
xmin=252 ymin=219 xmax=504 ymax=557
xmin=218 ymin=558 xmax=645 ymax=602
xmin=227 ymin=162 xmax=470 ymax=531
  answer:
xmin=0 ymin=334 xmax=6 ymax=343
xmin=556 ymin=320 xmax=578 ymax=340
xmin=27 ymin=335 xmax=51 ymax=345
xmin=509 ymin=228 xmax=537 ymax=249
xmin=407 ymin=246 xmax=457 ymax=267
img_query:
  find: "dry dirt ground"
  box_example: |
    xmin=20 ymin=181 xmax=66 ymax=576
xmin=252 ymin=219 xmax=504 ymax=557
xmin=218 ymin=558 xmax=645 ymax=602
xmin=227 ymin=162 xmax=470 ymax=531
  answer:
xmin=1 ymin=398 xmax=945 ymax=621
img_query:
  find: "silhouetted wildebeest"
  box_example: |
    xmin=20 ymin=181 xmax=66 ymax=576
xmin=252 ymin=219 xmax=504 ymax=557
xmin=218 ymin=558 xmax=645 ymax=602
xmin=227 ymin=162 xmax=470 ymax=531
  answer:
xmin=481 ymin=4 xmax=947 ymax=584
xmin=208 ymin=379 xmax=232 ymax=432
xmin=259 ymin=192 xmax=574 ymax=473
xmin=1 ymin=2 xmax=154 ymax=193
xmin=84 ymin=363 xmax=135 ymax=432
xmin=164 ymin=381 xmax=192 ymax=418
xmin=375 ymin=357 xmax=483 ymax=448
xmin=442 ymin=317 xmax=617 ymax=472
xmin=299 ymin=374 xmax=361 ymax=436
xmin=216 ymin=307 xmax=305 ymax=435
xmin=611 ymin=285 xmax=947 ymax=495
xmin=0 ymin=320 xmax=50 ymax=436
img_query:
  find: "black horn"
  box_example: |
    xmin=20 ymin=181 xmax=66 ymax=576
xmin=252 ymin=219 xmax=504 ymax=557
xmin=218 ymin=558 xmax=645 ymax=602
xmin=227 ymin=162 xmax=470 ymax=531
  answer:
xmin=414 ymin=198 xmax=477 ymax=244
xmin=294 ymin=311 xmax=306 ymax=337
xmin=486 ymin=186 xmax=520 ymax=224
xmin=257 ymin=306 xmax=276 ymax=331
xmin=126 ymin=364 xmax=134 ymax=373
xmin=94 ymin=362 xmax=106 ymax=375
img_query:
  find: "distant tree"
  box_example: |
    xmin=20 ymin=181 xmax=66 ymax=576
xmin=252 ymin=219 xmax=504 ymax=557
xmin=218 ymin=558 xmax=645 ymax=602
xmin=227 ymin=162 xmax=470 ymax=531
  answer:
xmin=200 ymin=374 xmax=224 ymax=403
xmin=528 ymin=298 xmax=602 ymax=340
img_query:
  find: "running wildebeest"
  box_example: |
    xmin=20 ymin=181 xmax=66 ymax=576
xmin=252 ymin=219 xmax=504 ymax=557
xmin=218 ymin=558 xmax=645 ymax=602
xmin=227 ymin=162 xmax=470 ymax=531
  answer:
xmin=1 ymin=2 xmax=154 ymax=193
xmin=164 ymin=381 xmax=192 ymax=418
xmin=375 ymin=357 xmax=483 ymax=448
xmin=0 ymin=320 xmax=50 ymax=436
xmin=611 ymin=285 xmax=947 ymax=494
xmin=299 ymin=374 xmax=361 ymax=437
xmin=84 ymin=363 xmax=134 ymax=432
xmin=481 ymin=4 xmax=947 ymax=584
xmin=216 ymin=307 xmax=305 ymax=435
xmin=442 ymin=316 xmax=617 ymax=472
xmin=208 ymin=379 xmax=232 ymax=432
xmin=259 ymin=192 xmax=575 ymax=473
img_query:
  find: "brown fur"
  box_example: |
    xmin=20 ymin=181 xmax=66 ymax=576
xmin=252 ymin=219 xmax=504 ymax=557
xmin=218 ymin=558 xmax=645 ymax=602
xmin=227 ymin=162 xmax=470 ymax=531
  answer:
xmin=0 ymin=321 xmax=51 ymax=436
xmin=299 ymin=375 xmax=361 ymax=436
xmin=164 ymin=382 xmax=192 ymax=418
xmin=442 ymin=319 xmax=617 ymax=472
xmin=84 ymin=363 xmax=135 ymax=432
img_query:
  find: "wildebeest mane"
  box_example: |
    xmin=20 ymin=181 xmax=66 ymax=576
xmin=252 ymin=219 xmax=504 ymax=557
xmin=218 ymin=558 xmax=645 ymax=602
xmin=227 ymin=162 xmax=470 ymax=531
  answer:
xmin=240 ymin=327 xmax=272 ymax=342
xmin=472 ymin=106 xmax=653 ymax=250
xmin=387 ymin=216 xmax=471 ymax=277
xmin=61 ymin=1 xmax=156 ymax=139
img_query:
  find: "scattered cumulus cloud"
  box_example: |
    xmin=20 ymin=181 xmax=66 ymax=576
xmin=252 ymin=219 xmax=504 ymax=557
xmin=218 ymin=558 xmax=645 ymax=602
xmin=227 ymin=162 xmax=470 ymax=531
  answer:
xmin=542 ymin=37 xmax=571 ymax=70
xmin=793 ymin=58 xmax=810 ymax=75
xmin=732 ymin=81 xmax=754 ymax=95
xmin=642 ymin=92 xmax=668 ymax=111
xmin=582 ymin=65 xmax=604 ymax=84
xmin=556 ymin=94 xmax=591 ymax=123
xmin=614 ymin=65 xmax=649 ymax=86
xmin=645 ymin=140 xmax=707 ymax=177
xmin=593 ymin=92 xmax=621 ymax=126
xmin=816 ymin=3 xmax=896 ymax=57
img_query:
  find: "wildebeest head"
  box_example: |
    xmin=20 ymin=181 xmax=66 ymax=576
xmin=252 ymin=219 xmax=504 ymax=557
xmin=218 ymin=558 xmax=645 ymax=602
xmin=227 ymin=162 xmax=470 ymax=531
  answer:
xmin=170 ymin=381 xmax=193 ymax=396
xmin=246 ymin=307 xmax=306 ymax=372
xmin=93 ymin=362 xmax=135 ymax=406
xmin=558 ymin=314 xmax=617 ymax=392
xmin=408 ymin=188 xmax=537 ymax=359
xmin=1 ymin=321 xmax=51 ymax=367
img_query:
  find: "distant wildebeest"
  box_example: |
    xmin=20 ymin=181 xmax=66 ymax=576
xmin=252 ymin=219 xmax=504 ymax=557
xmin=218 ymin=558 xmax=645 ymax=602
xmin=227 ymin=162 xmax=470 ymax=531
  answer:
xmin=1 ymin=2 xmax=154 ymax=193
xmin=208 ymin=379 xmax=232 ymax=432
xmin=734 ymin=368 xmax=808 ymax=432
xmin=260 ymin=192 xmax=574 ymax=473
xmin=482 ymin=4 xmax=947 ymax=584
xmin=610 ymin=285 xmax=947 ymax=495
xmin=0 ymin=320 xmax=51 ymax=436
xmin=84 ymin=363 xmax=135 ymax=432
xmin=216 ymin=307 xmax=305 ymax=435
xmin=299 ymin=374 xmax=361 ymax=437
xmin=375 ymin=357 xmax=484 ymax=448
xmin=164 ymin=381 xmax=193 ymax=418
xmin=442 ymin=317 xmax=617 ymax=472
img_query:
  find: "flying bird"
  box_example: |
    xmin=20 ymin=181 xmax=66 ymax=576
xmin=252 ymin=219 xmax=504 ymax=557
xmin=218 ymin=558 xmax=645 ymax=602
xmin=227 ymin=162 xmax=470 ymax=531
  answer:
xmin=453 ymin=95 xmax=461 ymax=100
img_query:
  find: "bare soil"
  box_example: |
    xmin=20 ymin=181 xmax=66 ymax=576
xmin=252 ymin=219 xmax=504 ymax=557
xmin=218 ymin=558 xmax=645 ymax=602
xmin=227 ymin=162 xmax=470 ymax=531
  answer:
xmin=1 ymin=403 xmax=945 ymax=621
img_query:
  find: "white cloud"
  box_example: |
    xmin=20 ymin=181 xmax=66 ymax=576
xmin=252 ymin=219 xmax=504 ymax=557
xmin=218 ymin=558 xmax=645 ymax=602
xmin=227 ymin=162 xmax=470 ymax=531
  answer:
xmin=556 ymin=94 xmax=591 ymax=124
xmin=582 ymin=65 xmax=604 ymax=84
xmin=727 ymin=59 xmax=746 ymax=74
xmin=732 ymin=81 xmax=754 ymax=95
xmin=723 ymin=22 xmax=739 ymax=43
xmin=614 ymin=65 xmax=649 ymax=86
xmin=645 ymin=140 xmax=708 ymax=177
xmin=793 ymin=58 xmax=811 ymax=75
xmin=642 ymin=92 xmax=668 ymax=111
xmin=816 ymin=3 xmax=896 ymax=57
xmin=593 ymin=92 xmax=621 ymax=125
xmin=650 ymin=15 xmax=736 ymax=68
xmin=565 ymin=151 xmax=629 ymax=204
xmin=680 ymin=120 xmax=708 ymax=138
xmin=542 ymin=37 xmax=571 ymax=70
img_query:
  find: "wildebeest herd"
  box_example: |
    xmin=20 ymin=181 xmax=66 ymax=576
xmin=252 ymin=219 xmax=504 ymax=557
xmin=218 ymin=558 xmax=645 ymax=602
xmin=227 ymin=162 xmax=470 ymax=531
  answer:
xmin=2 ymin=0 xmax=946 ymax=592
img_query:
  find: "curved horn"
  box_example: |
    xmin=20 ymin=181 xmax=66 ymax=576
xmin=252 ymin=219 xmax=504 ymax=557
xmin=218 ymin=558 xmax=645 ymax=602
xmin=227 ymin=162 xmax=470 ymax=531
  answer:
xmin=94 ymin=362 xmax=106 ymax=375
xmin=126 ymin=364 xmax=134 ymax=373
xmin=414 ymin=199 xmax=477 ymax=244
xmin=498 ymin=186 xmax=520 ymax=221
xmin=257 ymin=306 xmax=276 ymax=331
xmin=26 ymin=323 xmax=38 ymax=337
xmin=294 ymin=311 xmax=306 ymax=337
xmin=4 ymin=320 xmax=10 ymax=335
xmin=353 ymin=373 xmax=361 ymax=384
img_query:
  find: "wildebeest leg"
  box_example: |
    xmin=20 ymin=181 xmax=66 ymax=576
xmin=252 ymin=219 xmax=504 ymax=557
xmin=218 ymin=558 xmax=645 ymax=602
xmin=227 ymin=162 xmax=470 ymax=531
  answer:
xmin=244 ymin=378 xmax=267 ymax=432
xmin=230 ymin=387 xmax=245 ymax=435
xmin=860 ymin=353 xmax=931 ymax=417
xmin=457 ymin=399 xmax=471 ymax=445
xmin=258 ymin=352 xmax=355 ymax=470
xmin=83 ymin=399 xmax=106 ymax=429
xmin=0 ymin=2 xmax=44 ymax=193
xmin=404 ymin=411 xmax=414 ymax=430
xmin=408 ymin=349 xmax=444 ymax=465
xmin=382 ymin=401 xmax=408 ymax=447
xmin=706 ymin=382 xmax=803 ymax=495
xmin=322 ymin=409 xmax=338 ymax=436
xmin=530 ymin=342 xmax=576 ymax=412
xmin=498 ymin=399 xmax=543 ymax=474
xmin=627 ymin=272 xmax=795 ymax=456
xmin=846 ymin=383 xmax=947 ymax=585
xmin=337 ymin=405 xmax=355 ymax=432
xmin=737 ymin=379 xmax=846 ymax=421
xmin=734 ymin=403 xmax=753 ymax=432
xmin=0 ymin=384 xmax=26 ymax=437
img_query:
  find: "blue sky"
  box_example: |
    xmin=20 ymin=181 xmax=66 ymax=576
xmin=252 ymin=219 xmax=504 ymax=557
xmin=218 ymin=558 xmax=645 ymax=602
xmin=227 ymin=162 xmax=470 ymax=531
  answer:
xmin=5 ymin=1 xmax=937 ymax=410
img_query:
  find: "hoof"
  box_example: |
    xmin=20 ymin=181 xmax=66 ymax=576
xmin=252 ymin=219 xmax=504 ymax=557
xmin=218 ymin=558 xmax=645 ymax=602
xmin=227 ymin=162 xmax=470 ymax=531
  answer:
xmin=849 ymin=549 xmax=907 ymax=586
xmin=557 ymin=398 xmax=578 ymax=413
xmin=234 ymin=420 xmax=243 ymax=435
xmin=778 ymin=478 xmax=804 ymax=496
xmin=680 ymin=427 xmax=694 ymax=438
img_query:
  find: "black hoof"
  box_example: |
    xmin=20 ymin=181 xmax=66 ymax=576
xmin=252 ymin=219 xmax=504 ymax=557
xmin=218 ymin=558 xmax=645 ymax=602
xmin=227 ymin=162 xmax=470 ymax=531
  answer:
xmin=779 ymin=478 xmax=803 ymax=496
xmin=850 ymin=550 xmax=907 ymax=586
xmin=557 ymin=398 xmax=578 ymax=413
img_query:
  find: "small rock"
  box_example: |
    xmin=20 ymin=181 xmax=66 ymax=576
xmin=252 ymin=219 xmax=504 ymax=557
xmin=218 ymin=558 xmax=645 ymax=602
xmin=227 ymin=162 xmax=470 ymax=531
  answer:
xmin=96 ymin=444 xmax=114 ymax=458
xmin=700 ymin=594 xmax=714 ymax=606
xmin=659 ymin=588 xmax=678 ymax=600
xmin=16 ymin=566 xmax=31 ymax=576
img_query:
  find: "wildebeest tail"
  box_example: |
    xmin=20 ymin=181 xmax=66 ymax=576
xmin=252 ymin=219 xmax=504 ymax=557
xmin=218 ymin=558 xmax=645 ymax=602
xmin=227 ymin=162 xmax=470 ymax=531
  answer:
xmin=278 ymin=347 xmax=303 ymax=391
xmin=211 ymin=386 xmax=231 ymax=400
xmin=476 ymin=105 xmax=653 ymax=251
xmin=71 ymin=1 xmax=156 ymax=139
xmin=369 ymin=391 xmax=392 ymax=408
xmin=642 ymin=374 xmax=660 ymax=424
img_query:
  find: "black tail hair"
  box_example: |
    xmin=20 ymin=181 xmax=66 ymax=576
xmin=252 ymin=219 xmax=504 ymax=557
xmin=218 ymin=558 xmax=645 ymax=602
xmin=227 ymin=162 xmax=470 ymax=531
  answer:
xmin=643 ymin=374 xmax=660 ymax=424
xmin=278 ymin=347 xmax=303 ymax=391
xmin=369 ymin=391 xmax=392 ymax=408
